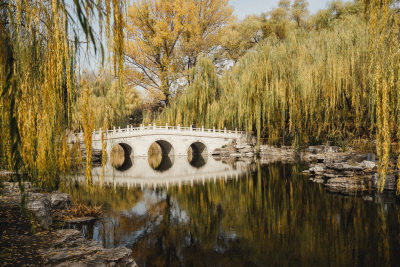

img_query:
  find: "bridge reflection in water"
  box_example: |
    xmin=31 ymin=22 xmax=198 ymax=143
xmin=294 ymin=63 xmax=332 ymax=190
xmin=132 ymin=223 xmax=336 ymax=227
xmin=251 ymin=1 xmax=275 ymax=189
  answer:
xmin=85 ymin=154 xmax=254 ymax=189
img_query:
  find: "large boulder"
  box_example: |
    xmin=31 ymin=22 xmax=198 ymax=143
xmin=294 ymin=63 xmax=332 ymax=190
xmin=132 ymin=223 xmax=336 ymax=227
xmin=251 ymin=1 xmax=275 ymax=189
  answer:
xmin=309 ymin=164 xmax=325 ymax=174
xmin=361 ymin=160 xmax=376 ymax=170
xmin=325 ymin=176 xmax=372 ymax=194
xmin=41 ymin=229 xmax=137 ymax=267
xmin=27 ymin=193 xmax=52 ymax=229
xmin=50 ymin=192 xmax=71 ymax=209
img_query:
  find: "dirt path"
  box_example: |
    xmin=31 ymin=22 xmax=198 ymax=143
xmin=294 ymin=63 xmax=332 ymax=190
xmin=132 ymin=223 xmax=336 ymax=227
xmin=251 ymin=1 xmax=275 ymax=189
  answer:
xmin=0 ymin=203 xmax=51 ymax=266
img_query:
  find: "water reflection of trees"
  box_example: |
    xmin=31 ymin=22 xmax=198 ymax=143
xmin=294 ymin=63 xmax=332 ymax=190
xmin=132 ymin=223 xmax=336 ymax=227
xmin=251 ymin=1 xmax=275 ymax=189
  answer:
xmin=133 ymin=163 xmax=400 ymax=266
xmin=63 ymin=182 xmax=143 ymax=214
xmin=66 ymin=163 xmax=400 ymax=266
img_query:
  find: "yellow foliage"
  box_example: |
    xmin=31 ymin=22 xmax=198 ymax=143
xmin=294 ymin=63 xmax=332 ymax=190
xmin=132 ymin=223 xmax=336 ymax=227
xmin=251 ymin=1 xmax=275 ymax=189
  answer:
xmin=0 ymin=1 xmax=126 ymax=189
xmin=363 ymin=0 xmax=400 ymax=193
xmin=125 ymin=0 xmax=232 ymax=106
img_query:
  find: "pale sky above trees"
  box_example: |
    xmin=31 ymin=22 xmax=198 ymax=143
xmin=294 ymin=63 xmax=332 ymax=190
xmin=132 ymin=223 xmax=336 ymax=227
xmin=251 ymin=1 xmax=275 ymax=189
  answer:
xmin=230 ymin=0 xmax=335 ymax=18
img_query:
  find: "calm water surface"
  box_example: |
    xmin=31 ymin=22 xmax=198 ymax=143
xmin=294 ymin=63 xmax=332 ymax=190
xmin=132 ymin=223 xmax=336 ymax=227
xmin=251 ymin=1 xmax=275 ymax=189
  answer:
xmin=65 ymin=157 xmax=400 ymax=267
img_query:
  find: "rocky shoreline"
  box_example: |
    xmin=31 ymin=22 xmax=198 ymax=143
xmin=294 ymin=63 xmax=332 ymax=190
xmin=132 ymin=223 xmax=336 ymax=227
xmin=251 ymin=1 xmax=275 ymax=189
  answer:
xmin=214 ymin=143 xmax=399 ymax=196
xmin=0 ymin=182 xmax=137 ymax=267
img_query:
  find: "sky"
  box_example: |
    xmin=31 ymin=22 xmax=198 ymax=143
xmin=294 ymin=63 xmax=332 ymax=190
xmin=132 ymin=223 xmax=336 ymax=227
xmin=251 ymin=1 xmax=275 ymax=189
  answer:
xmin=229 ymin=0 xmax=334 ymax=18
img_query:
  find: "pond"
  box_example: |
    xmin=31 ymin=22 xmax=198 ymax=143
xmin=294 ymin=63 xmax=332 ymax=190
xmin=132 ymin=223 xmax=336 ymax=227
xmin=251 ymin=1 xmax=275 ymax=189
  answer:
xmin=64 ymin=155 xmax=400 ymax=267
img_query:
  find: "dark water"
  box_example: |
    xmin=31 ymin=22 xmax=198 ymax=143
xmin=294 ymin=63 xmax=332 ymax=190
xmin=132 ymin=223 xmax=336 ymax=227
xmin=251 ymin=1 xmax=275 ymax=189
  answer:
xmin=65 ymin=161 xmax=400 ymax=267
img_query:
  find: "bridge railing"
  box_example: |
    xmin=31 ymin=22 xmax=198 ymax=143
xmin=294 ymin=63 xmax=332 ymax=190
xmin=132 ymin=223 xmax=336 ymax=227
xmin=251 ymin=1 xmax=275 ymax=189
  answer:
xmin=89 ymin=124 xmax=250 ymax=136
xmin=64 ymin=125 xmax=250 ymax=142
xmin=68 ymin=124 xmax=251 ymax=143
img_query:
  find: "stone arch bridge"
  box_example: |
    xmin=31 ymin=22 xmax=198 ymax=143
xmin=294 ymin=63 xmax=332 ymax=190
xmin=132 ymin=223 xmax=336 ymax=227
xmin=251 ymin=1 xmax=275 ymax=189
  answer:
xmin=69 ymin=124 xmax=250 ymax=158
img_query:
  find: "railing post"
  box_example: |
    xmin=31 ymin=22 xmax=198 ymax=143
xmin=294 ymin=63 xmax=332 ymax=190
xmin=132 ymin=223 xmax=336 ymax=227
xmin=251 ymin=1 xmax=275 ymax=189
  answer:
xmin=235 ymin=128 xmax=238 ymax=135
xmin=190 ymin=125 xmax=192 ymax=132
xmin=166 ymin=123 xmax=168 ymax=129
xmin=224 ymin=127 xmax=226 ymax=133
xmin=153 ymin=123 xmax=156 ymax=130
xmin=202 ymin=125 xmax=204 ymax=132
xmin=178 ymin=124 xmax=181 ymax=131
xmin=213 ymin=126 xmax=215 ymax=133
xmin=118 ymin=126 xmax=121 ymax=132
xmin=113 ymin=126 xmax=116 ymax=134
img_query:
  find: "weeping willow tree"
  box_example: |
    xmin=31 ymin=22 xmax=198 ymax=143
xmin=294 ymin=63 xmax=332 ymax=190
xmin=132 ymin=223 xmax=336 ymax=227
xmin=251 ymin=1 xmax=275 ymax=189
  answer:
xmin=0 ymin=0 xmax=126 ymax=189
xmin=158 ymin=14 xmax=370 ymax=144
xmin=363 ymin=0 xmax=400 ymax=193
xmin=154 ymin=57 xmax=223 ymax=127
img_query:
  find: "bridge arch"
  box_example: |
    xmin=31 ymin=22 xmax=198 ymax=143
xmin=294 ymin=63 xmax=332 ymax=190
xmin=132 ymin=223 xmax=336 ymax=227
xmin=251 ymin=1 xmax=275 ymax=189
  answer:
xmin=188 ymin=141 xmax=207 ymax=155
xmin=110 ymin=143 xmax=133 ymax=171
xmin=187 ymin=141 xmax=208 ymax=168
xmin=148 ymin=140 xmax=175 ymax=172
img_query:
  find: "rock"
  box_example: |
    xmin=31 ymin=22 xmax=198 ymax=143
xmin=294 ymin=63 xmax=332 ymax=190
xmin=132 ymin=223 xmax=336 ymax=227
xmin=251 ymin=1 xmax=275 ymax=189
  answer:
xmin=361 ymin=160 xmax=376 ymax=170
xmin=373 ymin=173 xmax=397 ymax=191
xmin=27 ymin=193 xmax=52 ymax=229
xmin=235 ymin=145 xmax=252 ymax=150
xmin=52 ymin=229 xmax=83 ymax=247
xmin=323 ymin=173 xmax=336 ymax=179
xmin=323 ymin=146 xmax=340 ymax=153
xmin=308 ymin=146 xmax=322 ymax=154
xmin=50 ymin=192 xmax=71 ymax=209
xmin=95 ymin=247 xmax=136 ymax=266
xmin=239 ymin=148 xmax=254 ymax=153
xmin=325 ymin=177 xmax=371 ymax=194
xmin=1 ymin=181 xmax=34 ymax=195
xmin=310 ymin=177 xmax=324 ymax=184
xmin=309 ymin=165 xmax=324 ymax=174
xmin=42 ymin=229 xmax=137 ymax=267
xmin=367 ymin=153 xmax=376 ymax=162
xmin=326 ymin=163 xmax=364 ymax=172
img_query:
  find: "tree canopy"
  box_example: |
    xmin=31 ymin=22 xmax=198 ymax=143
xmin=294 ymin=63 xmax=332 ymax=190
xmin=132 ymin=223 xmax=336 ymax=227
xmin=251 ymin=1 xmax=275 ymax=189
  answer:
xmin=124 ymin=0 xmax=232 ymax=107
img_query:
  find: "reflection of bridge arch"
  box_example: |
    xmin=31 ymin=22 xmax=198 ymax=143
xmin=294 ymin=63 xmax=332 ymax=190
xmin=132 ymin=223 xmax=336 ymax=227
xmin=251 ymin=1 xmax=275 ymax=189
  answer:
xmin=85 ymin=156 xmax=254 ymax=189
xmin=187 ymin=142 xmax=208 ymax=168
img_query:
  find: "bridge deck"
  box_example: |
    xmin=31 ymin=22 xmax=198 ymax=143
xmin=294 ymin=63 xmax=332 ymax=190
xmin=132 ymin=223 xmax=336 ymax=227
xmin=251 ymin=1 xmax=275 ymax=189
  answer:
xmin=69 ymin=124 xmax=250 ymax=143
